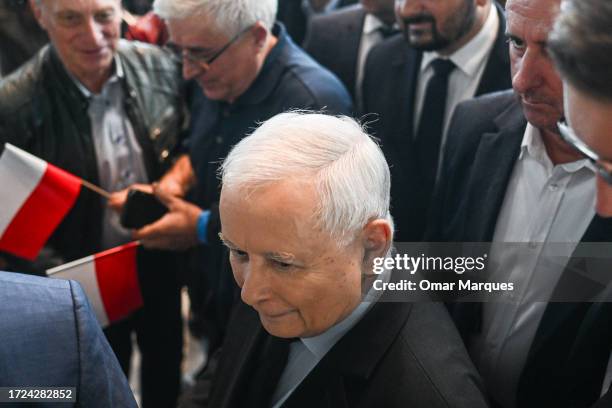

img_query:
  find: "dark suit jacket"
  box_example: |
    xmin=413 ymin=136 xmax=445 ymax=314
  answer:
xmin=191 ymin=299 xmax=490 ymax=408
xmin=591 ymin=387 xmax=612 ymax=408
xmin=427 ymin=90 xmax=612 ymax=408
xmin=303 ymin=5 xmax=367 ymax=101
xmin=277 ymin=0 xmax=358 ymax=45
xmin=0 ymin=271 xmax=137 ymax=407
xmin=361 ymin=4 xmax=511 ymax=242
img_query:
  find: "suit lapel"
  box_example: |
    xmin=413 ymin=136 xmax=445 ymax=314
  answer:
xmin=338 ymin=8 xmax=366 ymax=98
xmin=464 ymin=100 xmax=526 ymax=241
xmin=208 ymin=303 xmax=267 ymax=408
xmin=389 ymin=45 xmax=421 ymax=153
xmin=283 ymin=302 xmax=413 ymax=408
xmin=518 ymin=216 xmax=612 ymax=406
xmin=475 ymin=4 xmax=512 ymax=97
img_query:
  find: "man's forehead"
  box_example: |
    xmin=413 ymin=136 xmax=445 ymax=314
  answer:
xmin=166 ymin=15 xmax=228 ymax=48
xmin=506 ymin=0 xmax=559 ymax=39
xmin=42 ymin=0 xmax=120 ymax=12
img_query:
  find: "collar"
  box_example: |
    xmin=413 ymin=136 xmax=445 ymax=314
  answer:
xmin=421 ymin=4 xmax=499 ymax=78
xmin=301 ymin=299 xmax=371 ymax=360
xmin=363 ymin=13 xmax=386 ymax=35
xmin=69 ymin=55 xmax=124 ymax=98
xmin=231 ymin=22 xmax=288 ymax=106
xmin=519 ymin=123 xmax=596 ymax=174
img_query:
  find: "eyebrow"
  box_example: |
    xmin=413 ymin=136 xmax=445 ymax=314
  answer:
xmin=218 ymin=233 xmax=298 ymax=263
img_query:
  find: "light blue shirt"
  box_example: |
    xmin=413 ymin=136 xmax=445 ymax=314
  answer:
xmin=71 ymin=58 xmax=149 ymax=248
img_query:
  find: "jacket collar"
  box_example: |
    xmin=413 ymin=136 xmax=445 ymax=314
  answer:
xmin=464 ymin=92 xmax=526 ymax=242
xmin=283 ymin=301 xmax=414 ymax=407
xmin=232 ymin=22 xmax=291 ymax=107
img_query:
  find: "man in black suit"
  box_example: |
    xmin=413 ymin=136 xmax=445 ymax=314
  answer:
xmin=277 ymin=0 xmax=358 ymax=45
xmin=180 ymin=112 xmax=489 ymax=408
xmin=362 ymin=0 xmax=511 ymax=242
xmin=428 ymin=0 xmax=612 ymax=406
xmin=303 ymin=0 xmax=395 ymax=108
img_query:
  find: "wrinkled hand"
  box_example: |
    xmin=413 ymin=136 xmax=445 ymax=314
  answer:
xmin=132 ymin=184 xmax=202 ymax=251
xmin=108 ymin=184 xmax=153 ymax=213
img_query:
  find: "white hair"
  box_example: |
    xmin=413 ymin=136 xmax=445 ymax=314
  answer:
xmin=153 ymin=0 xmax=277 ymax=37
xmin=220 ymin=111 xmax=394 ymax=246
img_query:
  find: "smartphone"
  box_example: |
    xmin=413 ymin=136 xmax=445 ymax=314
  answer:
xmin=120 ymin=189 xmax=168 ymax=229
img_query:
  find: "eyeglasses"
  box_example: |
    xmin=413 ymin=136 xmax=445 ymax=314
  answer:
xmin=557 ymin=120 xmax=612 ymax=185
xmin=164 ymin=26 xmax=252 ymax=66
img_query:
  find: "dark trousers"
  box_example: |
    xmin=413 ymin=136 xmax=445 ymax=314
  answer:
xmin=105 ymin=249 xmax=183 ymax=408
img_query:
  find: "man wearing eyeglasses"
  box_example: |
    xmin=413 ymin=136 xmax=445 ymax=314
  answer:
xmin=119 ymin=0 xmax=351 ymax=364
xmin=0 ymin=0 xmax=186 ymax=406
xmin=427 ymin=0 xmax=612 ymax=406
xmin=547 ymin=2 xmax=612 ymax=406
xmin=548 ymin=0 xmax=612 ymax=219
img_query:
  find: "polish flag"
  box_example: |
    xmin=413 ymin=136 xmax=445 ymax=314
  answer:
xmin=0 ymin=144 xmax=81 ymax=260
xmin=46 ymin=242 xmax=143 ymax=328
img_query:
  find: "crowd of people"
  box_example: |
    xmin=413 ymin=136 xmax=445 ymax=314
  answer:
xmin=1 ymin=0 xmax=611 ymax=407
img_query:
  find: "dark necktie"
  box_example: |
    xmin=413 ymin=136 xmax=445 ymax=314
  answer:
xmin=416 ymin=58 xmax=456 ymax=189
xmin=377 ymin=25 xmax=399 ymax=39
xmin=240 ymin=335 xmax=293 ymax=408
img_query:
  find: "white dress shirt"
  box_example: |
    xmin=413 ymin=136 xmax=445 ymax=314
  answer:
xmin=471 ymin=124 xmax=597 ymax=408
xmin=414 ymin=4 xmax=499 ymax=151
xmin=355 ymin=14 xmax=387 ymax=109
xmin=71 ymin=59 xmax=149 ymax=248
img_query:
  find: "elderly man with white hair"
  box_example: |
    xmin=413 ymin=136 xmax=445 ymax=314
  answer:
xmin=111 ymin=0 xmax=352 ymax=356
xmin=179 ymin=112 xmax=489 ymax=408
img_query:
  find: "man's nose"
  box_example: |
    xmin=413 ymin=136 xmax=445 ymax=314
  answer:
xmin=512 ymin=48 xmax=543 ymax=96
xmin=182 ymin=58 xmax=208 ymax=81
xmin=239 ymin=261 xmax=270 ymax=307
xmin=81 ymin=18 xmax=105 ymax=46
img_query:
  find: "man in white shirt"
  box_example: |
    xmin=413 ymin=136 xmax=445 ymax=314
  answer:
xmin=428 ymin=0 xmax=612 ymax=406
xmin=303 ymin=0 xmax=396 ymax=109
xmin=361 ymin=0 xmax=512 ymax=242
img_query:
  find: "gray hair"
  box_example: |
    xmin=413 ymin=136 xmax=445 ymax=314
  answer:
xmin=153 ymin=0 xmax=277 ymax=38
xmin=220 ymin=111 xmax=393 ymax=246
xmin=549 ymin=0 xmax=612 ymax=102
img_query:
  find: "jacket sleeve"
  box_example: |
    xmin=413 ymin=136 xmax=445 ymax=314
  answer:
xmin=69 ymin=280 xmax=138 ymax=408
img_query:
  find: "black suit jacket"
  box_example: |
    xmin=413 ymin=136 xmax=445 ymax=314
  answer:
xmin=277 ymin=0 xmax=358 ymax=45
xmin=428 ymin=90 xmax=612 ymax=408
xmin=303 ymin=5 xmax=367 ymax=101
xmin=362 ymin=4 xmax=511 ymax=242
xmin=194 ymin=299 xmax=489 ymax=408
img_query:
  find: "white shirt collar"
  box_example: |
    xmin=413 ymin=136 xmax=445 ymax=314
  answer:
xmin=363 ymin=13 xmax=386 ymax=35
xmin=70 ymin=56 xmax=124 ymax=98
xmin=519 ymin=123 xmax=596 ymax=174
xmin=421 ymin=4 xmax=499 ymax=77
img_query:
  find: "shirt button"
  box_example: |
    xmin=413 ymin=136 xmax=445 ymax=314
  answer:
xmin=215 ymin=136 xmax=223 ymax=145
xmin=160 ymin=149 xmax=170 ymax=160
xmin=549 ymin=183 xmax=559 ymax=191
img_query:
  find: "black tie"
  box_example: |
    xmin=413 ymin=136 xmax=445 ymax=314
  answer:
xmin=377 ymin=25 xmax=399 ymax=39
xmin=416 ymin=58 xmax=456 ymax=189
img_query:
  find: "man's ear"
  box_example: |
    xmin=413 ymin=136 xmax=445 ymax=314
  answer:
xmin=362 ymin=219 xmax=392 ymax=275
xmin=251 ymin=22 xmax=269 ymax=49
xmin=29 ymin=0 xmax=47 ymax=30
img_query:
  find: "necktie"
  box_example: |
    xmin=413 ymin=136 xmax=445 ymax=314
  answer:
xmin=416 ymin=58 xmax=456 ymax=189
xmin=377 ymin=25 xmax=399 ymax=39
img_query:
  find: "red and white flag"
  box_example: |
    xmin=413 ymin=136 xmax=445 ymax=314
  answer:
xmin=0 ymin=143 xmax=81 ymax=260
xmin=46 ymin=242 xmax=143 ymax=328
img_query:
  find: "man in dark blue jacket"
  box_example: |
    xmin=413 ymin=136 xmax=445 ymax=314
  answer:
xmin=123 ymin=0 xmax=352 ymax=356
xmin=0 ymin=271 xmax=136 ymax=407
